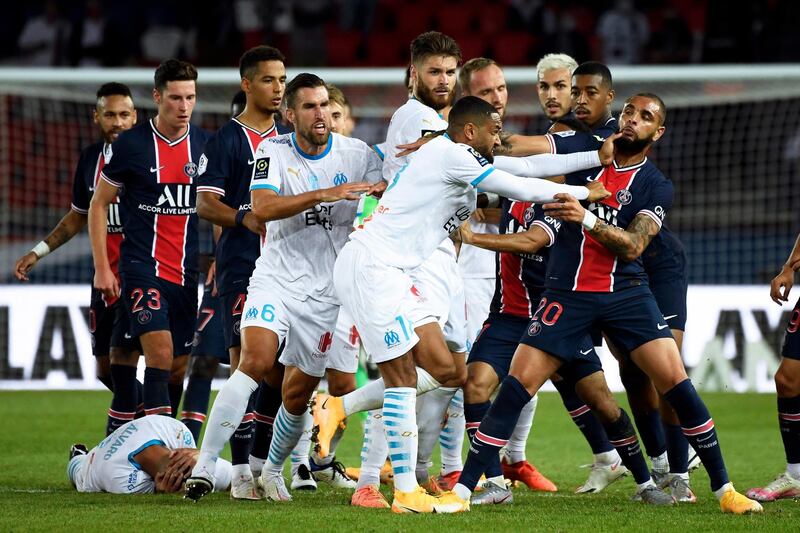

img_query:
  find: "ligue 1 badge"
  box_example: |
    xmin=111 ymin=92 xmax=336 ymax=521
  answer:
xmin=616 ymin=188 xmax=632 ymax=205
xmin=184 ymin=161 xmax=198 ymax=178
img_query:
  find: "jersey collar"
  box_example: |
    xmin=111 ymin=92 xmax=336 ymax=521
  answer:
xmin=291 ymin=132 xmax=332 ymax=160
xmin=149 ymin=118 xmax=190 ymax=146
xmin=613 ymin=156 xmax=648 ymax=172
xmin=232 ymin=117 xmax=276 ymax=137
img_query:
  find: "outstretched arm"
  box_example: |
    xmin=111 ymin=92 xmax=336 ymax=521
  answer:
xmin=251 ymin=182 xmax=373 ymax=223
xmin=456 ymin=219 xmax=551 ymax=255
xmin=13 ymin=209 xmax=87 ymax=281
xmin=770 ymin=232 xmax=800 ymax=305
xmin=478 ymin=169 xmax=610 ymax=205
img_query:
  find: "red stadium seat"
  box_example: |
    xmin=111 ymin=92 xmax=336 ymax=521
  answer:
xmin=436 ymin=5 xmax=475 ymax=36
xmin=458 ymin=38 xmax=488 ymax=62
xmin=326 ymin=29 xmax=363 ymax=66
xmin=396 ymin=3 xmax=434 ymax=40
xmin=365 ymin=32 xmax=405 ymax=66
xmin=492 ymin=32 xmax=533 ymax=65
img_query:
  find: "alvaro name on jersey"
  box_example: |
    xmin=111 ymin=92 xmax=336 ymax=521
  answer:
xmin=196 ymin=117 xmax=277 ymax=296
xmin=351 ymin=134 xmax=495 ymax=271
xmin=101 ymin=119 xmax=210 ymax=287
xmin=249 ymin=132 xmax=382 ymax=303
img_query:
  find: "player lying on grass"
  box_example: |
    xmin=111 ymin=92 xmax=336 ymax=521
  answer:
xmin=68 ymin=415 xmax=231 ymax=494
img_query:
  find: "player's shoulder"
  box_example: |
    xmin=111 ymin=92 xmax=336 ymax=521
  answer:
xmin=332 ymin=132 xmax=371 ymax=153
xmin=448 ymin=139 xmax=492 ymax=168
xmin=79 ymin=140 xmax=105 ymax=162
xmin=391 ymin=98 xmax=444 ymax=132
xmin=636 ymin=159 xmax=671 ymax=188
xmin=254 ymin=132 xmax=292 ymax=156
xmin=189 ymin=124 xmax=213 ymax=143
xmin=593 ymin=116 xmax=618 ymax=139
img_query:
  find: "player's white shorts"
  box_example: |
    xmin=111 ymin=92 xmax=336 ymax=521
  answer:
xmin=327 ymin=304 xmax=360 ymax=374
xmin=242 ymin=276 xmax=339 ymax=378
xmin=464 ymin=277 xmax=495 ymax=351
xmin=334 ymin=240 xmax=430 ymax=364
xmin=411 ymin=248 xmax=468 ymax=354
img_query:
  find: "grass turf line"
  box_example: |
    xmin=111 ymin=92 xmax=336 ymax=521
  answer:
xmin=0 ymin=391 xmax=797 ymax=532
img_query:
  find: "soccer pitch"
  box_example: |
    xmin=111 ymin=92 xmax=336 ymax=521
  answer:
xmin=0 ymin=391 xmax=796 ymax=532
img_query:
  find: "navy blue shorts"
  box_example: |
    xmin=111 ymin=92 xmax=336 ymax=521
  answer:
xmin=520 ymin=285 xmax=674 ymax=362
xmin=120 ymin=273 xmax=198 ymax=356
xmin=470 ymin=312 xmax=602 ymax=382
xmin=90 ymin=288 xmax=138 ymax=356
xmin=191 ymin=285 xmax=229 ymax=363
xmin=649 ymin=273 xmax=688 ymax=331
xmin=781 ymin=296 xmax=800 ymax=360
xmin=468 ymin=313 xmax=530 ymax=381
xmin=221 ymin=289 xmax=247 ymax=350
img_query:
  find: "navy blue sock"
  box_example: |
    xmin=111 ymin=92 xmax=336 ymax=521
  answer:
xmin=663 ymin=379 xmax=729 ymax=491
xmin=464 ymin=400 xmax=501 ymax=479
xmin=180 ymin=375 xmax=213 ymax=442
xmin=553 ymin=378 xmax=613 ymax=454
xmin=143 ymin=367 xmax=171 ymax=416
xmin=664 ymin=423 xmax=689 ymax=474
xmin=135 ymin=380 xmax=144 ymax=418
xmin=458 ymin=376 xmax=531 ymax=491
xmin=251 ymin=382 xmax=281 ymax=460
xmin=777 ymin=395 xmax=800 ymax=464
xmin=168 ymin=382 xmax=183 ymax=419
xmin=107 ymin=364 xmax=138 ymax=435
xmin=602 ymin=409 xmax=651 ymax=484
xmin=98 ymin=374 xmax=114 ymax=392
xmin=632 ymin=409 xmax=667 ymax=459
xmin=230 ymin=392 xmax=257 ymax=465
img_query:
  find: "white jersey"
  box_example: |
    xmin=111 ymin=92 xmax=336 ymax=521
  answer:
xmin=250 ymin=132 xmax=383 ymax=303
xmin=77 ymin=416 xmax=195 ymax=494
xmin=351 ymin=135 xmax=495 ymax=270
xmin=458 ymin=221 xmax=498 ymax=279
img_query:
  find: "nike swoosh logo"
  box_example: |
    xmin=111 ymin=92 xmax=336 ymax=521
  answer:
xmin=697 ymin=434 xmax=713 ymax=442
xmin=124 ymin=333 xmax=132 ymax=339
xmin=580 ymin=349 xmax=592 ymax=355
xmin=663 ymin=314 xmax=677 ymax=320
xmin=657 ymin=324 xmax=669 ymax=330
xmin=185 ymin=341 xmax=194 ymax=347
xmin=150 ymin=165 xmax=165 ymax=173
xmin=247 ymin=159 xmax=255 ymax=165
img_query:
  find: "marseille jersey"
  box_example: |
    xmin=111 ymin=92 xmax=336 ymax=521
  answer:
xmin=351 ymin=135 xmax=497 ymax=270
xmin=381 ymin=97 xmax=448 ymax=184
xmin=77 ymin=416 xmax=195 ymax=494
xmin=196 ymin=118 xmax=276 ymax=296
xmin=70 ymin=141 xmax=124 ymax=302
xmin=249 ymin=132 xmax=382 ymax=303
xmin=101 ymin=120 xmax=210 ymax=286
xmin=490 ymin=199 xmax=560 ymax=318
xmin=546 ymin=158 xmax=674 ymax=292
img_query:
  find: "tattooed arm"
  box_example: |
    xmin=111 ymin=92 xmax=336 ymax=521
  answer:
xmin=13 ymin=209 xmax=87 ymax=281
xmin=543 ymin=193 xmax=660 ymax=262
xmin=494 ymin=132 xmax=553 ymax=157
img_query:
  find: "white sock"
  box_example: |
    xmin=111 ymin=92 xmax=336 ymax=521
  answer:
xmin=594 ymin=449 xmax=621 ymax=466
xmin=714 ymin=482 xmax=734 ymax=500
xmin=383 ymin=387 xmax=418 ymax=493
xmin=487 ymin=475 xmax=505 ymax=487
xmin=506 ymin=393 xmax=538 ymax=464
xmin=263 ymin=405 xmax=305 ymax=476
xmin=670 ymin=472 xmax=689 ymax=482
xmin=787 ymin=463 xmax=800 ymax=480
xmin=637 ymin=479 xmax=656 ymax=491
xmin=415 ymin=386 xmax=459 ymax=483
xmin=357 ymin=409 xmax=388 ymax=490
xmin=650 ymin=451 xmax=669 ymax=474
xmin=289 ymin=409 xmax=312 ymax=474
xmin=439 ymin=388 xmax=465 ymax=475
xmin=453 ymin=482 xmax=472 ymax=500
xmin=249 ymin=455 xmax=265 ymax=479
xmin=192 ymin=370 xmax=258 ymax=479
xmin=232 ymin=463 xmax=251 ymax=479
xmin=342 ymin=367 xmax=442 ymax=416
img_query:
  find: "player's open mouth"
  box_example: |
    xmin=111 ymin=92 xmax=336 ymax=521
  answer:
xmin=574 ymin=108 xmax=589 ymax=118
xmin=272 ymin=98 xmax=282 ymax=106
xmin=313 ymin=122 xmax=326 ymax=133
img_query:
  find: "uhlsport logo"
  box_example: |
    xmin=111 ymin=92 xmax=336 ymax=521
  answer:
xmin=384 ymin=330 xmax=401 ymax=348
xmin=528 ymin=321 xmax=542 ymax=336
xmin=184 ymin=161 xmax=198 ymax=178
xmin=333 ymin=172 xmax=348 ymax=186
xmin=616 ymin=189 xmax=632 ymax=205
xmin=244 ymin=306 xmax=258 ymax=320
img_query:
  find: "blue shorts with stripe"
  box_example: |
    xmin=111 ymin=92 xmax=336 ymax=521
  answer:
xmin=649 ymin=272 xmax=688 ymax=331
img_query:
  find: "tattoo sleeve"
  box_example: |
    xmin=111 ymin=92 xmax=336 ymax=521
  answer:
xmin=493 ymin=130 xmax=514 ymax=155
xmin=588 ymin=213 xmax=659 ymax=262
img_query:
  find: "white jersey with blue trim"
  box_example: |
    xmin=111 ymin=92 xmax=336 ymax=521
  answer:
xmin=351 ymin=134 xmax=495 ymax=270
xmin=249 ymin=132 xmax=382 ymax=303
xmin=76 ymin=416 xmax=195 ymax=494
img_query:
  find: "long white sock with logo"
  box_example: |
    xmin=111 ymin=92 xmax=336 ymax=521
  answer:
xmin=289 ymin=410 xmax=312 ymax=475
xmin=383 ymin=387 xmax=419 ymax=493
xmin=415 ymin=386 xmax=459 ymax=483
xmin=192 ymin=370 xmax=258 ymax=479
xmin=263 ymin=405 xmax=305 ymax=477
xmin=342 ymin=367 xmax=441 ymax=416
xmin=440 ymin=388 xmax=465 ymax=475
xmin=356 ymin=409 xmax=389 ymax=489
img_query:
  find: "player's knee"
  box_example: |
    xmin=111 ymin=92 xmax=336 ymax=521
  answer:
xmin=775 ymin=367 xmax=800 ymax=397
xmin=188 ymin=356 xmax=219 ymax=380
xmin=577 ymin=384 xmax=618 ymax=423
xmin=238 ymin=350 xmax=270 ymax=381
xmin=282 ymin=386 xmax=313 ymax=416
xmin=327 ymin=370 xmax=356 ymax=396
xmin=440 ymin=363 xmax=467 ymax=388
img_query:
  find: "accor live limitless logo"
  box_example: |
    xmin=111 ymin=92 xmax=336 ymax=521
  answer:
xmin=138 ymin=184 xmax=196 ymax=214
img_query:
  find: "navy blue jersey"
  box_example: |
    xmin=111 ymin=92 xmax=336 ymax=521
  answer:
xmin=196 ymin=118 xmax=276 ymax=295
xmin=489 ymin=199 xmax=560 ymax=318
xmin=642 ymin=223 xmax=686 ymax=278
xmin=101 ymin=120 xmax=210 ymax=286
xmin=546 ymin=116 xmax=618 ymax=155
xmin=546 ymin=158 xmax=674 ymax=292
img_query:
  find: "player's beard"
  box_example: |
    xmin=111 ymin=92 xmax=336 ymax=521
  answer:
xmin=614 ymin=134 xmax=652 ymax=155
xmin=298 ymin=122 xmax=330 ymax=147
xmin=415 ymin=82 xmax=455 ymax=112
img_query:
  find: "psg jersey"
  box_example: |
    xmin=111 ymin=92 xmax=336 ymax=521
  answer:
xmin=101 ymin=119 xmax=210 ymax=286
xmin=196 ymin=117 xmax=277 ymax=296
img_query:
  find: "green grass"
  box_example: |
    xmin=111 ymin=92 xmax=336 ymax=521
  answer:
xmin=0 ymin=391 xmax=797 ymax=532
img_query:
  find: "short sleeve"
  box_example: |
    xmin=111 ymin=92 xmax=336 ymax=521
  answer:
xmin=362 ymin=144 xmax=384 ymax=184
xmin=70 ymin=150 xmax=91 ymax=214
xmin=249 ymin=140 xmax=281 ymax=194
xmin=196 ymin=132 xmax=229 ymax=197
xmin=528 ymin=203 xmax=561 ymax=247
xmin=101 ymin=133 xmax=131 ymax=187
xmin=444 ymin=143 xmax=496 ymax=188
xmin=637 ymin=178 xmax=674 ymax=228
xmin=550 ymin=130 xmax=607 ymax=154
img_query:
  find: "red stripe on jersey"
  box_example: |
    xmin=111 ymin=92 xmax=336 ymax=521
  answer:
xmin=151 ymin=132 xmax=193 ymax=285
xmin=573 ymin=166 xmax=639 ymax=292
xmin=499 ymin=201 xmax=533 ymax=317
